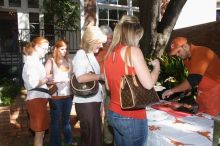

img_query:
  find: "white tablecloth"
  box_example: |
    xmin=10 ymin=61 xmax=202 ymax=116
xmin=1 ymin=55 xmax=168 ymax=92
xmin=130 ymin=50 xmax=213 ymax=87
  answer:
xmin=147 ymin=107 xmax=214 ymax=146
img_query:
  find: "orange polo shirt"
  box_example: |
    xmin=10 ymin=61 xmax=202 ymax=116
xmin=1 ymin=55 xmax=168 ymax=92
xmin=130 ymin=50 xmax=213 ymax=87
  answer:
xmin=184 ymin=44 xmax=220 ymax=83
xmin=184 ymin=44 xmax=220 ymax=116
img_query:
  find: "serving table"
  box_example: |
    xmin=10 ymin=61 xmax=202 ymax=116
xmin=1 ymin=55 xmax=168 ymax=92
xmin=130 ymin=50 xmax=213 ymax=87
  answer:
xmin=147 ymin=104 xmax=216 ymax=146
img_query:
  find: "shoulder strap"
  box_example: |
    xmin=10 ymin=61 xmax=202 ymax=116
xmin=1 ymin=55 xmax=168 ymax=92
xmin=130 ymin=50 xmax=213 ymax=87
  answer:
xmin=124 ymin=47 xmax=138 ymax=85
xmin=124 ymin=46 xmax=133 ymax=75
xmin=29 ymin=88 xmax=49 ymax=94
xmin=86 ymin=55 xmax=95 ymax=73
xmin=50 ymin=58 xmax=54 ymax=74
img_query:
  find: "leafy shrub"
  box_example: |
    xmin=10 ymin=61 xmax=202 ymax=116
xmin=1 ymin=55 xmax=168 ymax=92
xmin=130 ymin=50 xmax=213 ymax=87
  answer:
xmin=146 ymin=54 xmax=188 ymax=89
xmin=146 ymin=54 xmax=199 ymax=101
xmin=0 ymin=77 xmax=21 ymax=106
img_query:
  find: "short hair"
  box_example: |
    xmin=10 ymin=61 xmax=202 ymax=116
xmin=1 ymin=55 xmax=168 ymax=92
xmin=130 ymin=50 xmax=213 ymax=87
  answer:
xmin=99 ymin=25 xmax=113 ymax=36
xmin=81 ymin=26 xmax=107 ymax=53
xmin=170 ymin=37 xmax=188 ymax=55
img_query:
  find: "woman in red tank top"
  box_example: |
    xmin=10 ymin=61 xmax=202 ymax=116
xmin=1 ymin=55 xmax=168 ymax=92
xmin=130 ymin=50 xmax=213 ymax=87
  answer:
xmin=104 ymin=15 xmax=160 ymax=146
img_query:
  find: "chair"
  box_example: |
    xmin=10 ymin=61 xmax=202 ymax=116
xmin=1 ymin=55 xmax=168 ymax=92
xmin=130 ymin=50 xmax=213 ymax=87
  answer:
xmin=212 ymin=115 xmax=220 ymax=146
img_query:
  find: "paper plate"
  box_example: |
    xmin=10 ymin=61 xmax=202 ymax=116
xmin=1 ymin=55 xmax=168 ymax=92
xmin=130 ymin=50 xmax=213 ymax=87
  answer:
xmin=147 ymin=110 xmax=169 ymax=122
xmin=154 ymin=85 xmax=166 ymax=91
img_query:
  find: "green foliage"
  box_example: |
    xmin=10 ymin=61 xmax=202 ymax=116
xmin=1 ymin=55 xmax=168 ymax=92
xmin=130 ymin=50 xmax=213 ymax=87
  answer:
xmin=146 ymin=54 xmax=188 ymax=89
xmin=44 ymin=0 xmax=80 ymax=30
xmin=0 ymin=77 xmax=21 ymax=106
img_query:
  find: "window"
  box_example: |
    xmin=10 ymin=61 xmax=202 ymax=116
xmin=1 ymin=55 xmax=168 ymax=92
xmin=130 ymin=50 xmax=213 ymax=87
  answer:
xmin=97 ymin=0 xmax=139 ymax=29
xmin=217 ymin=2 xmax=220 ymax=10
xmin=28 ymin=0 xmax=39 ymax=8
xmin=217 ymin=10 xmax=220 ymax=21
xmin=29 ymin=13 xmax=39 ymax=40
xmin=0 ymin=0 xmax=4 ymax=6
xmin=0 ymin=11 xmax=18 ymax=52
xmin=118 ymin=0 xmax=127 ymax=5
xmin=98 ymin=0 xmax=127 ymax=5
xmin=9 ymin=0 xmax=21 ymax=7
xmin=132 ymin=0 xmax=138 ymax=7
xmin=98 ymin=8 xmax=127 ymax=29
xmin=44 ymin=13 xmax=55 ymax=46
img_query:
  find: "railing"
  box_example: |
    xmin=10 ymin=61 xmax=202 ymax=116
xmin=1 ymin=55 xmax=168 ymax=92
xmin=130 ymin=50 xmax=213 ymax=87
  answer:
xmin=0 ymin=29 xmax=81 ymax=83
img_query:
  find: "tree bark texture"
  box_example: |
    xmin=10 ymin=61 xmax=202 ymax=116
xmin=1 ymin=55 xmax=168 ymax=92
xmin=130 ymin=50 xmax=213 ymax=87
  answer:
xmin=139 ymin=0 xmax=187 ymax=58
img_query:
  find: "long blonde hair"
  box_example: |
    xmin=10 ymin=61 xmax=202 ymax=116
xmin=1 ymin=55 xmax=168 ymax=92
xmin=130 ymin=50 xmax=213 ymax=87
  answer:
xmin=106 ymin=15 xmax=144 ymax=56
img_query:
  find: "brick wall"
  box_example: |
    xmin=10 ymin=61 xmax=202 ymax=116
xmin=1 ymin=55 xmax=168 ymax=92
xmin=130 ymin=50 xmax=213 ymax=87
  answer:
xmin=170 ymin=21 xmax=220 ymax=57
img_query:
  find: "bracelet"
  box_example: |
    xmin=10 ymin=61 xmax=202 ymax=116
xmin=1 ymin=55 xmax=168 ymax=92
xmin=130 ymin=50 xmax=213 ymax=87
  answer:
xmin=99 ymin=74 xmax=103 ymax=80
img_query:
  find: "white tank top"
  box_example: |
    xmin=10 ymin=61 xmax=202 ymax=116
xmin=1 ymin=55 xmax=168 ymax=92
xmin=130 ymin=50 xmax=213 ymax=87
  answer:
xmin=52 ymin=59 xmax=72 ymax=96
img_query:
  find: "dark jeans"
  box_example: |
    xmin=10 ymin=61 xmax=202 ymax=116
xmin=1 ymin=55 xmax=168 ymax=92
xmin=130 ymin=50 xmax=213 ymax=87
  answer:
xmin=108 ymin=110 xmax=148 ymax=146
xmin=75 ymin=102 xmax=102 ymax=146
xmin=49 ymin=97 xmax=73 ymax=146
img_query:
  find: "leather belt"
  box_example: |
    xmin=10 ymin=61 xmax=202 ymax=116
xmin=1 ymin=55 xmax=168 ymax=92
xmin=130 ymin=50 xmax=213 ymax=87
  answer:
xmin=51 ymin=95 xmax=73 ymax=100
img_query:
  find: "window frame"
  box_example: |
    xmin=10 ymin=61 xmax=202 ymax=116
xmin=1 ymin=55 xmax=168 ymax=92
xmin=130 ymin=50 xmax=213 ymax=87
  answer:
xmin=97 ymin=0 xmax=139 ymax=27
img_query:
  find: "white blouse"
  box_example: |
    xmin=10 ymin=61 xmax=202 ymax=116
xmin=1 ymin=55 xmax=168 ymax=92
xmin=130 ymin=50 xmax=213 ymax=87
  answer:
xmin=72 ymin=49 xmax=103 ymax=103
xmin=22 ymin=54 xmax=50 ymax=100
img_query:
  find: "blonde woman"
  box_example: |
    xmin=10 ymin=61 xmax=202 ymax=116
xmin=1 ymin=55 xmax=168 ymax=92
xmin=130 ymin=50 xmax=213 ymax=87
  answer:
xmin=72 ymin=26 xmax=107 ymax=146
xmin=45 ymin=40 xmax=77 ymax=146
xmin=22 ymin=37 xmax=51 ymax=146
xmin=104 ymin=15 xmax=160 ymax=146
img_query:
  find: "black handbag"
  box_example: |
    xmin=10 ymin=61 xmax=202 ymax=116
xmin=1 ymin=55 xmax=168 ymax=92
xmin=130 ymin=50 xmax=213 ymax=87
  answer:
xmin=70 ymin=73 xmax=99 ymax=97
xmin=120 ymin=47 xmax=160 ymax=110
xmin=70 ymin=55 xmax=99 ymax=97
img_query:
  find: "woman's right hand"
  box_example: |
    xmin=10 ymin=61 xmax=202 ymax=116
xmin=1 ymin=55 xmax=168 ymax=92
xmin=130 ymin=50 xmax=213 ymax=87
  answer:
xmin=46 ymin=74 xmax=54 ymax=81
xmin=150 ymin=59 xmax=160 ymax=69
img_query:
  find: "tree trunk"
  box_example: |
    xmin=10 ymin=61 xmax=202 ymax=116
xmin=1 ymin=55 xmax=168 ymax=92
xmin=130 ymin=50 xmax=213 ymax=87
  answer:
xmin=139 ymin=0 xmax=187 ymax=58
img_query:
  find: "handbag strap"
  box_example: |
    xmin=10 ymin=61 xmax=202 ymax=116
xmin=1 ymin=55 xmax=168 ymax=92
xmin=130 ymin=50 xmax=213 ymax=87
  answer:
xmin=49 ymin=58 xmax=58 ymax=95
xmin=124 ymin=46 xmax=132 ymax=75
xmin=86 ymin=55 xmax=96 ymax=73
xmin=50 ymin=58 xmax=54 ymax=74
xmin=124 ymin=47 xmax=139 ymax=86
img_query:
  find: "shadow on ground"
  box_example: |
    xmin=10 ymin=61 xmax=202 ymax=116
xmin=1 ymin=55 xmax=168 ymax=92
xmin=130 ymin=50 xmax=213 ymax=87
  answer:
xmin=0 ymin=127 xmax=81 ymax=146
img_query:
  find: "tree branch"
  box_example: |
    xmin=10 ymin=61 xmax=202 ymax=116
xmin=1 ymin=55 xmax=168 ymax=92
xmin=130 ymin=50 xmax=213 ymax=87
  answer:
xmin=158 ymin=0 xmax=187 ymax=34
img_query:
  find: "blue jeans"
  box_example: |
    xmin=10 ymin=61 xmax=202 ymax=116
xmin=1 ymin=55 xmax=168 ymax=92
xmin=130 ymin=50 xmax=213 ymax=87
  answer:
xmin=49 ymin=97 xmax=73 ymax=146
xmin=107 ymin=110 xmax=148 ymax=146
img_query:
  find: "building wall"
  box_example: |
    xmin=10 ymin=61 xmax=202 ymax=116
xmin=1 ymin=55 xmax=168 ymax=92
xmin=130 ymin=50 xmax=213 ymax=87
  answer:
xmin=174 ymin=0 xmax=216 ymax=29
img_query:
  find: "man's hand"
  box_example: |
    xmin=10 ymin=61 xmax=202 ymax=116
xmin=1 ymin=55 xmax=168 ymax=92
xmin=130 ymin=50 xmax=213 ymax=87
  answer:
xmin=162 ymin=89 xmax=174 ymax=99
